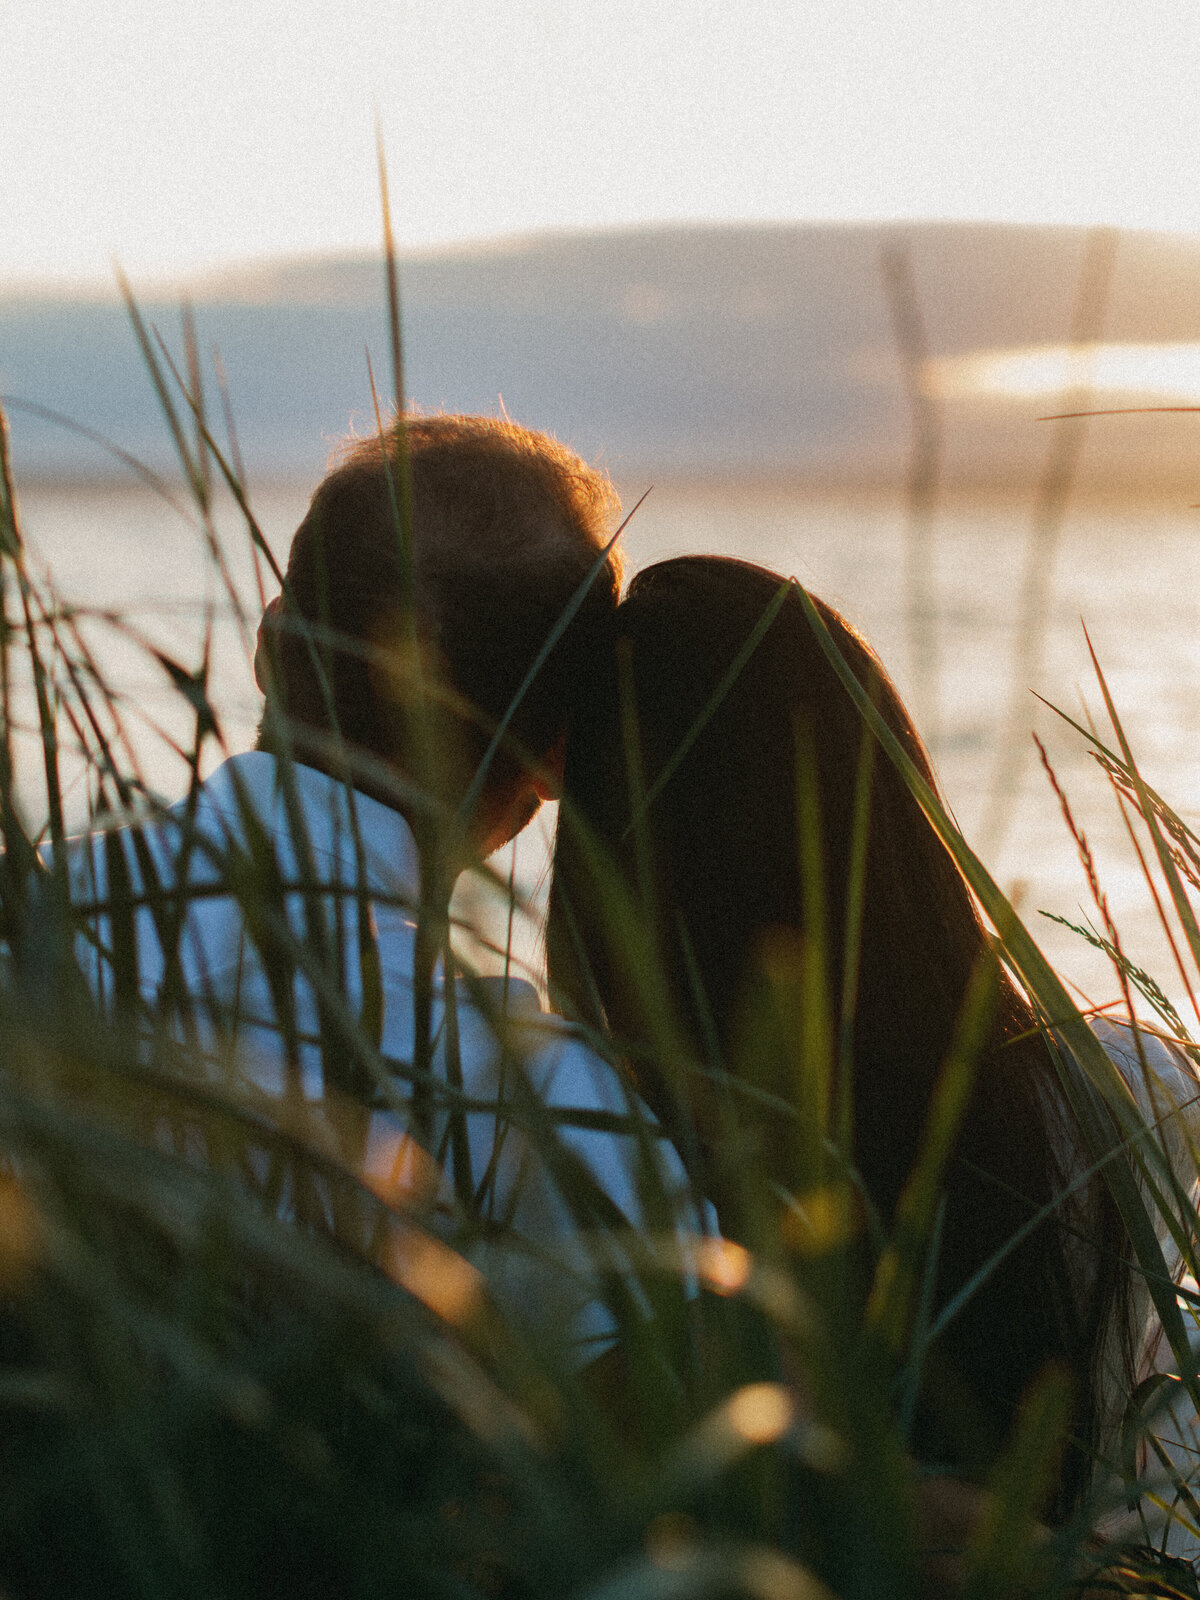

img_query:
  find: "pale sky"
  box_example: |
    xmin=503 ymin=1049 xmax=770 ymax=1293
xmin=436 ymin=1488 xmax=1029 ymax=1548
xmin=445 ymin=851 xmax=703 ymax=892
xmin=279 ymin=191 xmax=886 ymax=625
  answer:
xmin=5 ymin=0 xmax=1200 ymax=289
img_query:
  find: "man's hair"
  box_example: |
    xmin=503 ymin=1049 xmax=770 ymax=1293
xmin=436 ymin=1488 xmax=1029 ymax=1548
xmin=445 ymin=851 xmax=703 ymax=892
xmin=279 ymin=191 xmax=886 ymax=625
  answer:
xmin=263 ymin=413 xmax=623 ymax=801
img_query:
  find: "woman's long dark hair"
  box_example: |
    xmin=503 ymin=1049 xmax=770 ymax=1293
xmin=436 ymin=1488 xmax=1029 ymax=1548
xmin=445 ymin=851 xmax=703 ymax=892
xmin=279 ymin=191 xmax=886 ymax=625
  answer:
xmin=547 ymin=555 xmax=1129 ymax=1518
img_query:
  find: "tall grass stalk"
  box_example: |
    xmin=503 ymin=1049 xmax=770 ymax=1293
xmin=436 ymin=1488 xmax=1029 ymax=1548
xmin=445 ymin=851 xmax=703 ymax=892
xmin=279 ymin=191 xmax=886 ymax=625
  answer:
xmin=880 ymin=241 xmax=943 ymax=750
xmin=978 ymin=226 xmax=1119 ymax=856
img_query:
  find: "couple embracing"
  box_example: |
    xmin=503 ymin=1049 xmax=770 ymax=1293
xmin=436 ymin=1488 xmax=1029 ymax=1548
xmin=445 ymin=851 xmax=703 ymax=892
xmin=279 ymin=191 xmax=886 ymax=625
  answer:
xmin=65 ymin=413 xmax=1200 ymax=1570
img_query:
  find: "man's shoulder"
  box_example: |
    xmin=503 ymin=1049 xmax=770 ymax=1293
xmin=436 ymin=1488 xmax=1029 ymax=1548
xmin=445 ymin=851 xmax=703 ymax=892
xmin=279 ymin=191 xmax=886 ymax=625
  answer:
xmin=174 ymin=751 xmax=420 ymax=894
xmin=60 ymin=752 xmax=273 ymax=864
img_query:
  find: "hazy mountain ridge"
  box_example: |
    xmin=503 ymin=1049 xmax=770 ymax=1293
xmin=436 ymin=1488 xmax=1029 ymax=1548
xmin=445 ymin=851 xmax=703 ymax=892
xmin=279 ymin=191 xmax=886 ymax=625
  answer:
xmin=6 ymin=221 xmax=1200 ymax=492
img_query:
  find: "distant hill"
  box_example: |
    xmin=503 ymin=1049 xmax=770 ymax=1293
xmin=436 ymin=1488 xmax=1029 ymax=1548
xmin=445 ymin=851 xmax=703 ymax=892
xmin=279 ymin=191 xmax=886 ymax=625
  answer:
xmin=6 ymin=221 xmax=1200 ymax=493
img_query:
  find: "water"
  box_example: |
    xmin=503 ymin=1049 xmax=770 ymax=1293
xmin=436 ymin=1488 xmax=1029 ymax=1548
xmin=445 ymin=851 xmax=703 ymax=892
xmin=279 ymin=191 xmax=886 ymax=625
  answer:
xmin=14 ymin=479 xmax=1200 ymax=1017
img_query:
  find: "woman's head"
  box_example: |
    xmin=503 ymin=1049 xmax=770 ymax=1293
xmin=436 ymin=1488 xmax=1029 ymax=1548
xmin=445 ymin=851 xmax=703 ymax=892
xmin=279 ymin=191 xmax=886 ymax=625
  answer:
xmin=548 ymin=554 xmax=1121 ymax=1514
xmin=549 ymin=556 xmax=983 ymax=1198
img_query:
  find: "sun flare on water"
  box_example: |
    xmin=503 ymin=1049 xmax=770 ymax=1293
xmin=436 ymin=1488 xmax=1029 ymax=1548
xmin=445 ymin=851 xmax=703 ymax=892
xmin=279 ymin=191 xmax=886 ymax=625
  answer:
xmin=926 ymin=343 xmax=1200 ymax=405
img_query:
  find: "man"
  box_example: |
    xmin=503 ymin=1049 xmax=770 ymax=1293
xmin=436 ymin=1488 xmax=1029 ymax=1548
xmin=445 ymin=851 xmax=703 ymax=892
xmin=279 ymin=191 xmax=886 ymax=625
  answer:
xmin=255 ymin=411 xmax=623 ymax=861
xmin=68 ymin=413 xmax=694 ymax=1353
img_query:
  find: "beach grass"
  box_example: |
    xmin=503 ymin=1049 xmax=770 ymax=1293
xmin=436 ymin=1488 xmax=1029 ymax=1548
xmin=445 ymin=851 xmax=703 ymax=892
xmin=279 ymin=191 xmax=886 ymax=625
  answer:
xmin=0 ymin=240 xmax=1197 ymax=1600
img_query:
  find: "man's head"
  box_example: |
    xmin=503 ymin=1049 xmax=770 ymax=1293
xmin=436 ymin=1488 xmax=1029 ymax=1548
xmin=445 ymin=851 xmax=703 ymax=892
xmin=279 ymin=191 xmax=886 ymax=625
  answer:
xmin=255 ymin=413 xmax=623 ymax=854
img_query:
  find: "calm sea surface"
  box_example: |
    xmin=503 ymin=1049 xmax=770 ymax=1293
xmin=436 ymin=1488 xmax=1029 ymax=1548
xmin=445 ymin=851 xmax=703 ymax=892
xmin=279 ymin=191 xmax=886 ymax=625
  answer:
xmin=15 ymin=480 xmax=1200 ymax=1014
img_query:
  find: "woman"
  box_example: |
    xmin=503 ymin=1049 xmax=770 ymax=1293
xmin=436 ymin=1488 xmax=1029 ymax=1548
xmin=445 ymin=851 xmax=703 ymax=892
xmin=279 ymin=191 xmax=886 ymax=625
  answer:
xmin=547 ymin=554 xmax=1196 ymax=1525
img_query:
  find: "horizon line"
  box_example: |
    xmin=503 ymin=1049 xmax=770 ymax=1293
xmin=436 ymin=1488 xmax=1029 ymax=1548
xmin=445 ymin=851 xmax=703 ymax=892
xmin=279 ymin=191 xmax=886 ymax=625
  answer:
xmin=7 ymin=214 xmax=1200 ymax=305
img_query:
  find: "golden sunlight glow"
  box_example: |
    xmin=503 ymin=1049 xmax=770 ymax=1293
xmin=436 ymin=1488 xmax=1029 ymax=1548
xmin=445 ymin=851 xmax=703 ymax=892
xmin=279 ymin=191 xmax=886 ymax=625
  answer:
xmin=925 ymin=342 xmax=1200 ymax=404
xmin=0 ymin=1175 xmax=39 ymax=1288
xmin=696 ymin=1236 xmax=754 ymax=1296
xmin=781 ymin=1187 xmax=856 ymax=1257
xmin=364 ymin=1127 xmax=443 ymax=1210
xmin=726 ymin=1383 xmax=796 ymax=1446
xmin=738 ymin=1548 xmax=833 ymax=1600
xmin=381 ymin=1224 xmax=485 ymax=1326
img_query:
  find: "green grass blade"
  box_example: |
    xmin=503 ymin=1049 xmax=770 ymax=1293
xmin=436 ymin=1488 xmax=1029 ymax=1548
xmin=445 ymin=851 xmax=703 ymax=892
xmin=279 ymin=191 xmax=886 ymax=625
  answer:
xmin=1083 ymin=625 xmax=1200 ymax=996
xmin=866 ymin=951 xmax=997 ymax=1352
xmin=960 ymin=1366 xmax=1074 ymax=1600
xmin=115 ymin=269 xmax=203 ymax=500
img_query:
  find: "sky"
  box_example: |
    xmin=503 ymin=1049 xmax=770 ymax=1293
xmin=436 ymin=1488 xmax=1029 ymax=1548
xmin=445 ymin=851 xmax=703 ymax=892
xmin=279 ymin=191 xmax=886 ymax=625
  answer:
xmin=5 ymin=0 xmax=1200 ymax=289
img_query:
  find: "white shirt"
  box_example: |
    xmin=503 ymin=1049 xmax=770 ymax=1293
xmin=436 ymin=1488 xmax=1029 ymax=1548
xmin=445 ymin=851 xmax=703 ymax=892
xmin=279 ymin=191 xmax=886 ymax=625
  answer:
xmin=64 ymin=751 xmax=706 ymax=1353
xmin=1067 ymin=1018 xmax=1200 ymax=1562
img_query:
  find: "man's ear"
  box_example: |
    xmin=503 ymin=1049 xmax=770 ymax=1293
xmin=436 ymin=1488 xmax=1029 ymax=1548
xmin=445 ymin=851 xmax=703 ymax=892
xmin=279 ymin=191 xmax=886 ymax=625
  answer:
xmin=532 ymin=729 xmax=567 ymax=801
xmin=254 ymin=595 xmax=285 ymax=695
